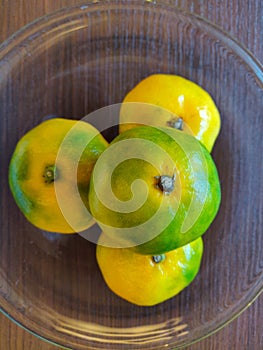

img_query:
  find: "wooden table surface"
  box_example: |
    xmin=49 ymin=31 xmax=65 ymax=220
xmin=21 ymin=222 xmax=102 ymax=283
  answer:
xmin=0 ymin=1 xmax=262 ymax=349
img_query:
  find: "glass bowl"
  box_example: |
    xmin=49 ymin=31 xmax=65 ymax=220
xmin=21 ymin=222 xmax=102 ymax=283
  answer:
xmin=0 ymin=1 xmax=262 ymax=349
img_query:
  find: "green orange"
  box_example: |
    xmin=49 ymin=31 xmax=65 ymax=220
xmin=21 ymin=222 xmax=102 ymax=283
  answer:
xmin=89 ymin=125 xmax=221 ymax=254
xmin=9 ymin=118 xmax=108 ymax=233
xmin=96 ymin=233 xmax=203 ymax=306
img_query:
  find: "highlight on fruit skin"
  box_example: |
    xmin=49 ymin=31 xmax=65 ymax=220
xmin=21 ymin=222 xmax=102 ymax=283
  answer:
xmin=119 ymin=74 xmax=221 ymax=152
xmin=96 ymin=233 xmax=204 ymax=306
xmin=8 ymin=117 xmax=108 ymax=233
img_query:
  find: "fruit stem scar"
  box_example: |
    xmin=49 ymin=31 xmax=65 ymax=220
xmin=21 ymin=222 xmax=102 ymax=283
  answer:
xmin=167 ymin=117 xmax=183 ymax=130
xmin=43 ymin=165 xmax=58 ymax=183
xmin=152 ymin=254 xmax=165 ymax=263
xmin=155 ymin=174 xmax=175 ymax=195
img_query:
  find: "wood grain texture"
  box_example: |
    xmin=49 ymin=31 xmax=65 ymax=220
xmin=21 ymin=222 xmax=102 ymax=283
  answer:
xmin=0 ymin=1 xmax=262 ymax=349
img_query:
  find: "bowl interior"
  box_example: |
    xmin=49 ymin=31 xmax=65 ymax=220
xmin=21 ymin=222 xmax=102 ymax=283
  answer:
xmin=0 ymin=2 xmax=262 ymax=349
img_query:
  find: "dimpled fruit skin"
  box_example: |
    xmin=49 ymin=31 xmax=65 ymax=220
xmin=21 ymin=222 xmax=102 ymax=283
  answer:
xmin=96 ymin=233 xmax=203 ymax=306
xmin=9 ymin=118 xmax=108 ymax=233
xmin=89 ymin=125 xmax=221 ymax=255
xmin=120 ymin=74 xmax=221 ymax=152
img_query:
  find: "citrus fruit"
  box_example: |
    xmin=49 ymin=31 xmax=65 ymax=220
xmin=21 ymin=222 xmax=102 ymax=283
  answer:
xmin=89 ymin=125 xmax=221 ymax=254
xmin=96 ymin=233 xmax=203 ymax=306
xmin=119 ymin=74 xmax=221 ymax=151
xmin=9 ymin=118 xmax=108 ymax=233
